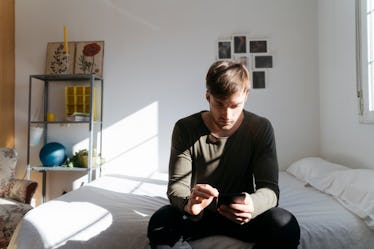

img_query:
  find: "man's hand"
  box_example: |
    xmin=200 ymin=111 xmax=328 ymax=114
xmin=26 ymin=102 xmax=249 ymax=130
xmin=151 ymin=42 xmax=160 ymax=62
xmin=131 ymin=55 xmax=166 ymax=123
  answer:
xmin=217 ymin=192 xmax=254 ymax=225
xmin=184 ymin=184 xmax=219 ymax=216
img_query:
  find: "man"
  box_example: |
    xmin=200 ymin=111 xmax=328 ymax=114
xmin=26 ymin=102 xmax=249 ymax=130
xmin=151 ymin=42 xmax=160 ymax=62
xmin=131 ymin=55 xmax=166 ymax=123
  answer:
xmin=148 ymin=60 xmax=300 ymax=249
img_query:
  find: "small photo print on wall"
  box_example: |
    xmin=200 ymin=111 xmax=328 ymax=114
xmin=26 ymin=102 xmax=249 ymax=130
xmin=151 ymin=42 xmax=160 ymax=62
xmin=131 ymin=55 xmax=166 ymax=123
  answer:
xmin=249 ymin=39 xmax=268 ymax=53
xmin=74 ymin=41 xmax=104 ymax=77
xmin=45 ymin=42 xmax=76 ymax=74
xmin=217 ymin=40 xmax=232 ymax=59
xmin=233 ymin=35 xmax=247 ymax=53
xmin=233 ymin=55 xmax=250 ymax=69
xmin=254 ymin=55 xmax=273 ymax=68
xmin=252 ymin=71 xmax=266 ymax=89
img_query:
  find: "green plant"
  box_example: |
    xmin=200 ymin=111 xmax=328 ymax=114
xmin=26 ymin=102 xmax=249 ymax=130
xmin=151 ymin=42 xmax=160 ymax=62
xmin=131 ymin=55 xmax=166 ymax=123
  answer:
xmin=64 ymin=149 xmax=88 ymax=168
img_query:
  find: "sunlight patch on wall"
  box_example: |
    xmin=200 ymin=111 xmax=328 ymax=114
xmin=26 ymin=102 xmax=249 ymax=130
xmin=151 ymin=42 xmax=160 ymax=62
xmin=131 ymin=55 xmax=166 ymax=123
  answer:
xmin=68 ymin=102 xmax=159 ymax=191
xmin=101 ymin=101 xmax=159 ymax=177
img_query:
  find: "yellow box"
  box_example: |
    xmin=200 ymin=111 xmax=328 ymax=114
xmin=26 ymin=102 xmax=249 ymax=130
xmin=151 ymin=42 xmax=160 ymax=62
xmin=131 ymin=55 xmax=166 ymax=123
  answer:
xmin=65 ymin=86 xmax=96 ymax=120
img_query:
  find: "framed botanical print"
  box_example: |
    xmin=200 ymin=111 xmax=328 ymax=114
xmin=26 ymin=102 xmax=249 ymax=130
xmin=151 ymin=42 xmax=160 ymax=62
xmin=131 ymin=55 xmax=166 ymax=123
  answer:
xmin=74 ymin=41 xmax=104 ymax=77
xmin=45 ymin=42 xmax=75 ymax=74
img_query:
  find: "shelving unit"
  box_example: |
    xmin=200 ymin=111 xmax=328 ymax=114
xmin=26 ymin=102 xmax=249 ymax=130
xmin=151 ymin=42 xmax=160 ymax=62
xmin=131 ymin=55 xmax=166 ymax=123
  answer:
xmin=26 ymin=74 xmax=103 ymax=202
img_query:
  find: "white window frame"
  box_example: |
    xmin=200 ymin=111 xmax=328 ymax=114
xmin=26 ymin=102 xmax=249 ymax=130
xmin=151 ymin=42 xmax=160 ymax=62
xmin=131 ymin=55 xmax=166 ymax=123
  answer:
xmin=357 ymin=0 xmax=374 ymax=123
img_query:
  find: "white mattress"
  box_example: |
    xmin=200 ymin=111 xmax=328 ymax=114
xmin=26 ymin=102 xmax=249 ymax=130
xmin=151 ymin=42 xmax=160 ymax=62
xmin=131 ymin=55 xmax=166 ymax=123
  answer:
xmin=8 ymin=172 xmax=374 ymax=249
xmin=278 ymin=172 xmax=374 ymax=249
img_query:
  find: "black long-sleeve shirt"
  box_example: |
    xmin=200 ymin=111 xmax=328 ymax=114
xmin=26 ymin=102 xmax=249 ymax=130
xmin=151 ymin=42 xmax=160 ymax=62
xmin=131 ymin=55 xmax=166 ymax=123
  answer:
xmin=167 ymin=110 xmax=279 ymax=215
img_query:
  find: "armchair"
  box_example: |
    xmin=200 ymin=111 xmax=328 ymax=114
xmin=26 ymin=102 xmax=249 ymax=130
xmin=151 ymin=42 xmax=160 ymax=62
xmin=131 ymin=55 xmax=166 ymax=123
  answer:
xmin=0 ymin=148 xmax=37 ymax=248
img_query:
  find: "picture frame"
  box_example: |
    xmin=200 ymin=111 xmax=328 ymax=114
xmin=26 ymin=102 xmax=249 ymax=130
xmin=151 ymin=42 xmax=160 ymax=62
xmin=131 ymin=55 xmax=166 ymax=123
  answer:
xmin=214 ymin=34 xmax=273 ymax=89
xmin=254 ymin=54 xmax=273 ymax=68
xmin=233 ymin=55 xmax=250 ymax=69
xmin=249 ymin=39 xmax=268 ymax=53
xmin=45 ymin=42 xmax=76 ymax=74
xmin=232 ymin=34 xmax=247 ymax=53
xmin=217 ymin=39 xmax=232 ymax=60
xmin=74 ymin=41 xmax=104 ymax=77
xmin=252 ymin=71 xmax=266 ymax=89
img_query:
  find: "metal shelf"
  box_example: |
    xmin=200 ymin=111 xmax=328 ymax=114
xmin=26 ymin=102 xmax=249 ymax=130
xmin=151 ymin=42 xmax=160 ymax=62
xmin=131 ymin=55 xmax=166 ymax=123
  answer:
xmin=32 ymin=166 xmax=88 ymax=172
xmin=30 ymin=74 xmax=103 ymax=81
xmin=26 ymin=74 xmax=104 ymax=203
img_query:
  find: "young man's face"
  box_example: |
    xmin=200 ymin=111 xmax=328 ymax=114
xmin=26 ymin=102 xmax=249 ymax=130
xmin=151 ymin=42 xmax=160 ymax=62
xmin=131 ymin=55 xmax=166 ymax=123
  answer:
xmin=206 ymin=89 xmax=248 ymax=131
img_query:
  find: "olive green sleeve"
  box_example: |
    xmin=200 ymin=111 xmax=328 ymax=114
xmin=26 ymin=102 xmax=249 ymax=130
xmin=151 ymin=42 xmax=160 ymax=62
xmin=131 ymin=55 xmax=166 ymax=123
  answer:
xmin=250 ymin=188 xmax=277 ymax=218
xmin=167 ymin=122 xmax=193 ymax=212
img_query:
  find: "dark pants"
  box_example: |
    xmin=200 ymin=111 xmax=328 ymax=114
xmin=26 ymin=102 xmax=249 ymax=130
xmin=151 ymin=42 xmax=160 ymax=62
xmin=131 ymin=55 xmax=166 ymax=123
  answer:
xmin=147 ymin=205 xmax=300 ymax=249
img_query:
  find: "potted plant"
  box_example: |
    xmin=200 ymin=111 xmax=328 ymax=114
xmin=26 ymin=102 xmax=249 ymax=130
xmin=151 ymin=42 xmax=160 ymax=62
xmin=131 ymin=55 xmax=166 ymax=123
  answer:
xmin=64 ymin=149 xmax=88 ymax=168
xmin=64 ymin=149 xmax=104 ymax=168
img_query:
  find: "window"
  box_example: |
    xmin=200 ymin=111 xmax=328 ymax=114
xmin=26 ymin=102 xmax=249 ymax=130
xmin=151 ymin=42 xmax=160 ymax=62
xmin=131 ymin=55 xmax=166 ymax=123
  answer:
xmin=357 ymin=0 xmax=374 ymax=122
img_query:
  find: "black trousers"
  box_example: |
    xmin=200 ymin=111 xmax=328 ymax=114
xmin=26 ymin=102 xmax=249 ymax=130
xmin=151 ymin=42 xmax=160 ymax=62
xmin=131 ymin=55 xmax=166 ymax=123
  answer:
xmin=147 ymin=205 xmax=300 ymax=249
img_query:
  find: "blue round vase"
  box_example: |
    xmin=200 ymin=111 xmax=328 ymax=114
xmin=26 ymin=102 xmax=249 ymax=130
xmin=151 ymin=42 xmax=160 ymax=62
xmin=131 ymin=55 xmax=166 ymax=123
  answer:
xmin=39 ymin=142 xmax=67 ymax=166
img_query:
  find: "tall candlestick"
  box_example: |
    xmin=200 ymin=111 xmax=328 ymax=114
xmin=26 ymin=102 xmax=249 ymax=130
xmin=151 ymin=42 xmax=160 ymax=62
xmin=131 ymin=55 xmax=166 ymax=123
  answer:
xmin=64 ymin=25 xmax=69 ymax=55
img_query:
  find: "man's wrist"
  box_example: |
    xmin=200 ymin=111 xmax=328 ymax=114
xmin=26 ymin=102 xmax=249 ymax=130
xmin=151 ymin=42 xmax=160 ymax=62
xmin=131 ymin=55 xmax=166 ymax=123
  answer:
xmin=250 ymin=188 xmax=277 ymax=218
xmin=183 ymin=197 xmax=203 ymax=221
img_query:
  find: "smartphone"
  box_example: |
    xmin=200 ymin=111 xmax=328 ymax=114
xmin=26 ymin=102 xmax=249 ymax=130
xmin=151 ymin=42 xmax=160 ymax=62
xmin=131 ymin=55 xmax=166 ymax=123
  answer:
xmin=217 ymin=192 xmax=246 ymax=207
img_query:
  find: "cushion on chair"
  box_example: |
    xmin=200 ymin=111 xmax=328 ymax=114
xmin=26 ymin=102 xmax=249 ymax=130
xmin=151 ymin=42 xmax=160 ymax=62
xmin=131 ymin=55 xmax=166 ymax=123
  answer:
xmin=0 ymin=198 xmax=33 ymax=248
xmin=0 ymin=148 xmax=37 ymax=249
xmin=0 ymin=178 xmax=37 ymax=204
xmin=0 ymin=178 xmax=11 ymax=199
xmin=8 ymin=178 xmax=37 ymax=204
xmin=0 ymin=148 xmax=17 ymax=179
xmin=0 ymin=148 xmax=37 ymax=204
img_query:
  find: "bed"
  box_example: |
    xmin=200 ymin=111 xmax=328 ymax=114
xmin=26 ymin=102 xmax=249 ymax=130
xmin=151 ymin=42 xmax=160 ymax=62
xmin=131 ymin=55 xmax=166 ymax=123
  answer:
xmin=8 ymin=157 xmax=374 ymax=249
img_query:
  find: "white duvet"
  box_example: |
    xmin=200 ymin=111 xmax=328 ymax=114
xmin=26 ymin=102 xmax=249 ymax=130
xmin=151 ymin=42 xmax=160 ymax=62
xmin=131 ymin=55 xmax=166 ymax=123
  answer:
xmin=8 ymin=172 xmax=374 ymax=249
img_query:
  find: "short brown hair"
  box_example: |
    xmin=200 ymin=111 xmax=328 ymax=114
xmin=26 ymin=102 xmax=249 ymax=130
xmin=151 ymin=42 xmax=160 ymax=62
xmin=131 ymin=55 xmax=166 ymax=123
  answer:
xmin=205 ymin=60 xmax=250 ymax=99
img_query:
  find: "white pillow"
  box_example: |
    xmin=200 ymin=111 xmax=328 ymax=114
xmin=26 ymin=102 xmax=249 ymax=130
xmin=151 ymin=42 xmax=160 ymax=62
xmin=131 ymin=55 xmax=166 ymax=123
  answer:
xmin=308 ymin=169 xmax=374 ymax=229
xmin=307 ymin=173 xmax=344 ymax=196
xmin=286 ymin=157 xmax=348 ymax=183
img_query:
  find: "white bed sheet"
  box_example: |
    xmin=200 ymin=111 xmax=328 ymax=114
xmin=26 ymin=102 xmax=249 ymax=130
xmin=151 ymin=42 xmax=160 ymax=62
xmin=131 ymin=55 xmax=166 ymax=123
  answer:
xmin=9 ymin=173 xmax=169 ymax=249
xmin=278 ymin=172 xmax=374 ymax=249
xmin=8 ymin=172 xmax=374 ymax=249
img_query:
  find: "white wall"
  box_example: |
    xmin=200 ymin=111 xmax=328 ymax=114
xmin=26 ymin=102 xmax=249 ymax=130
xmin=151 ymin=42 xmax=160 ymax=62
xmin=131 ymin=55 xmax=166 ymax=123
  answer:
xmin=318 ymin=0 xmax=374 ymax=169
xmin=15 ymin=0 xmax=319 ymax=201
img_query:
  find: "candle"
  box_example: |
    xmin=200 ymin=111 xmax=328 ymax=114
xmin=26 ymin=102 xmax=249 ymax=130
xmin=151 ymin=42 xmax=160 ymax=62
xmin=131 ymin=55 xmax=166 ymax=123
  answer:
xmin=47 ymin=112 xmax=55 ymax=122
xmin=64 ymin=25 xmax=69 ymax=55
